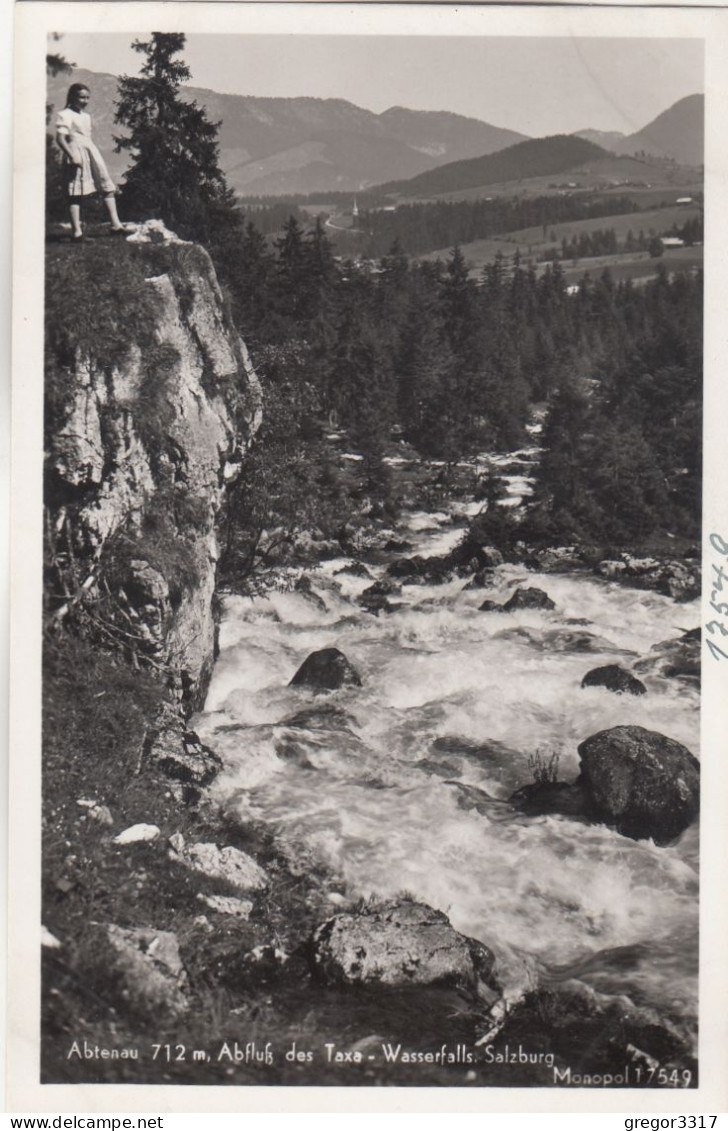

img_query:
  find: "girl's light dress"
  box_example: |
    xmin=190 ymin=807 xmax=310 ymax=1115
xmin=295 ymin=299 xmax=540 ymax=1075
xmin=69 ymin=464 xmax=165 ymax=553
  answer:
xmin=56 ymin=107 xmax=116 ymax=197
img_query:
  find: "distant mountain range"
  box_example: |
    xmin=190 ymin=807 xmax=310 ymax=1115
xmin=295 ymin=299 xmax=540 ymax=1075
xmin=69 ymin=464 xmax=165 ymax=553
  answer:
xmin=574 ymin=128 xmax=626 ymax=150
xmin=614 ymin=94 xmax=703 ymax=167
xmin=377 ymin=96 xmax=703 ymax=200
xmin=46 ymin=68 xmax=525 ymax=196
xmin=576 ymin=96 xmax=703 ymax=167
xmin=46 ymin=67 xmax=703 ymax=197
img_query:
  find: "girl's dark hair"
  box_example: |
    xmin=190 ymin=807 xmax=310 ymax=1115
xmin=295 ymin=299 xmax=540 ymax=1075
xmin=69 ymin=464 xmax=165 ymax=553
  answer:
xmin=65 ymin=83 xmax=90 ymax=108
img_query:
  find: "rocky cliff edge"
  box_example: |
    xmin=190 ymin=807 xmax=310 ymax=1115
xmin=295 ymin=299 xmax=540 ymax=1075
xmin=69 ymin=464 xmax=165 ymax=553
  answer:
xmin=44 ymin=232 xmax=261 ymax=708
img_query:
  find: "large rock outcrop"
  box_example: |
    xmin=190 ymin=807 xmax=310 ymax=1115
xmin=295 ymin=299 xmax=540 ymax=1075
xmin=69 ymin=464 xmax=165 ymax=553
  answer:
xmin=45 ymin=238 xmax=261 ymax=708
xmin=311 ymin=898 xmax=495 ymax=996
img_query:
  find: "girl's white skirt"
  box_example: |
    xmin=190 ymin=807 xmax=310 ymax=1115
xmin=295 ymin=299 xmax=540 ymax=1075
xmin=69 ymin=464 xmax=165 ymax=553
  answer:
xmin=65 ymin=138 xmax=116 ymax=198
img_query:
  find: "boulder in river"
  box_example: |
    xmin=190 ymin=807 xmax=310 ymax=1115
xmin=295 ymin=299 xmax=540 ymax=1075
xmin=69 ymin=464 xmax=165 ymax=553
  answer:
xmin=422 ymin=557 xmax=455 ymax=584
xmin=523 ymin=546 xmax=584 ymax=573
xmin=596 ymin=560 xmax=627 ymax=579
xmin=618 ymin=554 xmax=661 ymax=575
xmin=479 ymin=598 xmax=505 ymax=612
xmin=503 ymin=587 xmax=556 ymax=612
xmin=479 ymin=546 xmax=505 ymax=569
xmin=653 ymin=561 xmax=700 ymax=602
xmin=386 ymin=556 xmax=430 ymax=582
xmin=444 ymin=780 xmax=499 ymax=816
xmin=595 ymin=555 xmax=699 ymax=602
xmin=360 ymin=578 xmax=403 ymax=614
xmin=362 ymin=578 xmax=402 ymax=599
xmin=463 ymin=568 xmax=496 ymax=590
xmin=577 ymin=725 xmax=700 ymax=844
xmin=334 ymin=561 xmax=373 ymax=579
xmin=294 ymin=575 xmax=328 ymax=611
xmin=311 ymin=897 xmax=496 ymax=996
xmin=274 ymin=735 xmax=317 ymax=768
xmin=581 ymin=664 xmax=647 ymax=696
xmin=448 ymin=541 xmax=504 ymax=575
xmin=418 ymin=755 xmax=463 ymax=779
xmin=628 ymin=557 xmax=699 ymax=602
xmin=542 ymin=628 xmax=612 ymax=654
xmin=281 ymin=704 xmax=356 ymax=731
xmin=510 ymin=779 xmax=589 ymax=819
xmin=289 ymin=647 xmax=363 ymax=690
xmin=634 ymin=628 xmax=700 ymax=685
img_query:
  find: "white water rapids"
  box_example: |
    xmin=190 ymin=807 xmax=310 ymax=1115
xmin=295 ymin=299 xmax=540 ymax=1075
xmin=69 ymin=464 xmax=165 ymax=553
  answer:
xmin=195 ymin=474 xmax=699 ymax=1046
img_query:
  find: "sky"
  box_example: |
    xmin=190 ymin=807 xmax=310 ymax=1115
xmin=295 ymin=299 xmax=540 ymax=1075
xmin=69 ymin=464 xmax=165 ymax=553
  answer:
xmin=54 ymin=33 xmax=704 ymax=137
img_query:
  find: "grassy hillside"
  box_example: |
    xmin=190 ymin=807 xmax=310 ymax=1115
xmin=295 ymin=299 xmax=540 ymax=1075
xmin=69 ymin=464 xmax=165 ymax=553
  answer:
xmin=561 ymin=245 xmax=703 ymax=286
xmin=376 ymin=135 xmax=608 ymax=198
xmin=410 ymin=167 xmax=701 ymax=206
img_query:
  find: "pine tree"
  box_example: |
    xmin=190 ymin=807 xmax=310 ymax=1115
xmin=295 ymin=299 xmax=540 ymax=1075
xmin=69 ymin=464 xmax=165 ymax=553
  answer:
xmin=395 ymin=270 xmax=454 ymax=449
xmin=441 ymin=245 xmax=477 ymax=354
xmin=532 ymin=376 xmax=591 ymax=524
xmin=273 ymin=215 xmax=308 ymax=323
xmin=303 ymin=217 xmax=338 ymax=322
xmin=226 ymin=220 xmax=273 ymax=339
xmin=114 ymin=33 xmax=235 ymax=242
xmin=606 ymin=424 xmax=668 ymax=537
xmin=437 ymin=245 xmax=489 ymax=454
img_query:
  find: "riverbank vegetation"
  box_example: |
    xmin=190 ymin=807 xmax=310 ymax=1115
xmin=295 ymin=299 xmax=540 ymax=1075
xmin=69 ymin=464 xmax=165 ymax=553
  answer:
xmin=214 ymin=218 xmax=701 ymax=572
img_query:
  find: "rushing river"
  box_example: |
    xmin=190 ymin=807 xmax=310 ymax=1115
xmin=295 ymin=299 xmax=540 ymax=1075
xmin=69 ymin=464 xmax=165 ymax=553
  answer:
xmin=194 ymin=460 xmax=699 ymax=1049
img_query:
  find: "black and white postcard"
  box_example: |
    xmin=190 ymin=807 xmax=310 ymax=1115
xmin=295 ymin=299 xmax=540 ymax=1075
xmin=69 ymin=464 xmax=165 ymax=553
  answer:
xmin=8 ymin=0 xmax=728 ymax=1113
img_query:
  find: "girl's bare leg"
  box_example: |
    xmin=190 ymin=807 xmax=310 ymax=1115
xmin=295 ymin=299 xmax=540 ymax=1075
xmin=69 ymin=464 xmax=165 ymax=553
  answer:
xmin=103 ymin=193 xmax=125 ymax=231
xmin=70 ymin=201 xmax=82 ymax=238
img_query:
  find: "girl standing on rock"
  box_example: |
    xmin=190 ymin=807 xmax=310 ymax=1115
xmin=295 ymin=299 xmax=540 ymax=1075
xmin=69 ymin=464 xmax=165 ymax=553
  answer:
xmin=55 ymin=83 xmax=128 ymax=240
